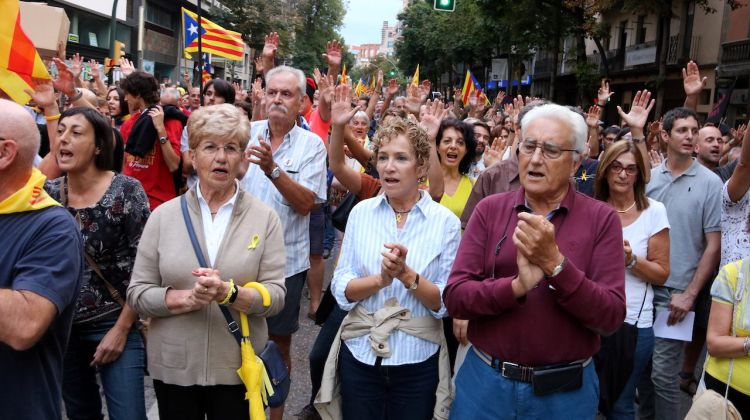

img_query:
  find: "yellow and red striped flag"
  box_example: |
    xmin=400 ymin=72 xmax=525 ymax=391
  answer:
xmin=340 ymin=64 xmax=347 ymax=85
xmin=411 ymin=64 xmax=419 ymax=87
xmin=182 ymin=7 xmax=243 ymax=61
xmin=0 ymin=0 xmax=51 ymax=104
xmin=461 ymin=69 xmax=489 ymax=106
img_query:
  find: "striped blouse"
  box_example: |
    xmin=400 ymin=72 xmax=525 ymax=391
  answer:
xmin=332 ymin=191 xmax=461 ymax=366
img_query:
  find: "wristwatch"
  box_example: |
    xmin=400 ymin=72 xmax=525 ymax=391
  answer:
xmin=407 ymin=273 xmax=420 ymax=290
xmin=159 ymin=136 xmax=168 ymax=145
xmin=266 ymin=165 xmax=281 ymax=181
xmin=626 ymin=255 xmax=638 ymax=269
xmin=545 ymin=256 xmax=567 ymax=278
xmin=631 ymin=136 xmax=645 ymax=144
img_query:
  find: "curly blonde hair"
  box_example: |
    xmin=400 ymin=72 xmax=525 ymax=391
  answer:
xmin=370 ymin=118 xmax=431 ymax=171
xmin=188 ymin=104 xmax=250 ymax=150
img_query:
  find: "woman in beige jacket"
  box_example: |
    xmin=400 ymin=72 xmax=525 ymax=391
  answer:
xmin=127 ymin=104 xmax=286 ymax=419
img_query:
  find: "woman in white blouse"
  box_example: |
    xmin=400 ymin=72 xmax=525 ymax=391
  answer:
xmin=594 ymin=140 xmax=670 ymax=419
xmin=325 ymin=85 xmax=461 ymax=420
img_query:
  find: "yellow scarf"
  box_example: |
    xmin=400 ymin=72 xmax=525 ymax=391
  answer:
xmin=0 ymin=168 xmax=60 ymax=214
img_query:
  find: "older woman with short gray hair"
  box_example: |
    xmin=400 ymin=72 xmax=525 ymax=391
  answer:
xmin=127 ymin=103 xmax=286 ymax=419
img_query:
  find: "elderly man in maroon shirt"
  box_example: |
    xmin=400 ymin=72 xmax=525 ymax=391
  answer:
xmin=444 ymin=103 xmax=625 ymax=419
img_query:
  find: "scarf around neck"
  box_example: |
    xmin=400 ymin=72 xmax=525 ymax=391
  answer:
xmin=0 ymin=168 xmax=60 ymax=214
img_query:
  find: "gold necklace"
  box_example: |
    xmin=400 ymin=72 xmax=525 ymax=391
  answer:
xmin=388 ymin=196 xmax=418 ymax=223
xmin=614 ymin=201 xmax=636 ymax=213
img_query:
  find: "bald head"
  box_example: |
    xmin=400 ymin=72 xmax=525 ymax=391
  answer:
xmin=0 ymin=99 xmax=40 ymax=169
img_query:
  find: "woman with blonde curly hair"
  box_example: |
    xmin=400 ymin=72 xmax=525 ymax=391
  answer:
xmin=316 ymin=85 xmax=460 ymax=420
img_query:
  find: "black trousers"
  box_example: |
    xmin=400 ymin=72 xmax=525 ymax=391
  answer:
xmin=153 ymin=379 xmax=249 ymax=420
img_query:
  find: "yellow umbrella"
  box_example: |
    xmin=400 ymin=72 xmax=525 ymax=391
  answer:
xmin=236 ymin=282 xmax=274 ymax=420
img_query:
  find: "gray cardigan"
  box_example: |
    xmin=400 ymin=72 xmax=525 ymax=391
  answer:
xmin=127 ymin=186 xmax=286 ymax=386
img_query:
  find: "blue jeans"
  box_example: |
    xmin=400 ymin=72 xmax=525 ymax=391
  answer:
xmin=62 ymin=319 xmax=146 ymax=420
xmin=339 ymin=344 xmax=439 ymax=420
xmin=323 ymin=203 xmax=335 ymax=252
xmin=309 ymin=305 xmax=348 ymax=404
xmin=608 ymin=327 xmax=655 ymax=420
xmin=450 ymin=348 xmax=599 ymax=420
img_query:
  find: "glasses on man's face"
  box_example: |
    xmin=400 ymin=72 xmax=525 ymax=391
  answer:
xmin=519 ymin=139 xmax=577 ymax=160
xmin=609 ymin=163 xmax=638 ymax=176
xmin=198 ymin=143 xmax=241 ymax=156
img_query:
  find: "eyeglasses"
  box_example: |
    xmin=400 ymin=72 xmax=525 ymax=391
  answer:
xmin=198 ymin=143 xmax=241 ymax=156
xmin=609 ymin=163 xmax=638 ymax=176
xmin=519 ymin=139 xmax=577 ymax=160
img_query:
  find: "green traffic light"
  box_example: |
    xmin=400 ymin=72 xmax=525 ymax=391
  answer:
xmin=433 ymin=0 xmax=456 ymax=11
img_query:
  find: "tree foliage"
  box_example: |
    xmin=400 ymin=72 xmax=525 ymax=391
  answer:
xmin=211 ymin=0 xmax=292 ymax=52
xmin=288 ymin=0 xmax=352 ymax=74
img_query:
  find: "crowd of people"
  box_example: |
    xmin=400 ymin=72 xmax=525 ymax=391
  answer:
xmin=1 ymin=30 xmax=749 ymax=420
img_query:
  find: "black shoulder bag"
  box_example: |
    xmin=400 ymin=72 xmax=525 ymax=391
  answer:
xmin=180 ymin=195 xmax=290 ymax=408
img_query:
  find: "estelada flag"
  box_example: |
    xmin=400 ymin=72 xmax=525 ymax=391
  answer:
xmin=0 ymin=0 xmax=51 ymax=105
xmin=462 ymin=69 xmax=489 ymax=106
xmin=182 ymin=7 xmax=243 ymax=61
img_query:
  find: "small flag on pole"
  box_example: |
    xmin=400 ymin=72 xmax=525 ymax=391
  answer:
xmin=461 ymin=69 xmax=489 ymax=106
xmin=411 ymin=64 xmax=419 ymax=87
xmin=340 ymin=64 xmax=347 ymax=85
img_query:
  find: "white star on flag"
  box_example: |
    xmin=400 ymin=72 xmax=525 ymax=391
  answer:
xmin=188 ymin=23 xmax=198 ymax=35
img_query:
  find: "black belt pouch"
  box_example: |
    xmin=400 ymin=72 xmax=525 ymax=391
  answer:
xmin=532 ymin=363 xmax=583 ymax=396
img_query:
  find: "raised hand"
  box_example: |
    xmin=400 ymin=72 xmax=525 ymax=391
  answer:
xmin=483 ymin=136 xmax=508 ymax=168
xmin=419 ymin=80 xmax=431 ymax=102
xmin=682 ymin=60 xmax=707 ymax=97
xmin=69 ymin=53 xmax=84 ymax=80
xmin=648 ymin=119 xmax=662 ymax=136
xmin=419 ymin=99 xmax=447 ymax=139
xmin=405 ymin=82 xmax=422 ymax=115
xmin=585 ymin=105 xmax=602 ymax=129
xmin=119 ymin=57 xmax=135 ymax=77
xmin=251 ymin=77 xmax=264 ymax=105
xmin=52 ymin=57 xmax=77 ymax=96
xmin=649 ymin=149 xmax=664 ymax=167
xmin=87 ymin=59 xmax=101 ymax=80
xmin=330 ymin=84 xmax=360 ymax=127
xmin=254 ymin=56 xmax=264 ymax=75
xmin=386 ymin=78 xmax=399 ymax=98
xmin=322 ymin=40 xmax=343 ymax=72
xmin=617 ymin=90 xmax=655 ymax=132
xmin=24 ymin=80 xmax=57 ymax=109
xmin=494 ymin=90 xmax=506 ymax=108
xmin=376 ymin=69 xmax=384 ymax=92
xmin=597 ymin=79 xmax=614 ymax=105
xmin=262 ymin=32 xmax=279 ymax=61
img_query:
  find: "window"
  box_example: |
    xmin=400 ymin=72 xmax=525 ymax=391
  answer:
xmin=146 ymin=4 xmax=172 ymax=29
xmin=636 ymin=15 xmax=646 ymax=44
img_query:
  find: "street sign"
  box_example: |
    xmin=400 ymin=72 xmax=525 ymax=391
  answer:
xmin=434 ymin=0 xmax=456 ymax=12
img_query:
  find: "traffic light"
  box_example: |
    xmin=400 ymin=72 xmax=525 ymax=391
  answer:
xmin=434 ymin=0 xmax=456 ymax=12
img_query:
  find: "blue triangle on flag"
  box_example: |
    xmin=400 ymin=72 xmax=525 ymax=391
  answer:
xmin=184 ymin=11 xmax=206 ymax=48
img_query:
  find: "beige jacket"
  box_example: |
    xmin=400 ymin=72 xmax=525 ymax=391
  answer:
xmin=314 ymin=298 xmax=452 ymax=420
xmin=126 ymin=187 xmax=286 ymax=386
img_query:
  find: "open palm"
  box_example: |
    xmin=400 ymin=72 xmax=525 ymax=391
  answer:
xmin=617 ymin=90 xmax=654 ymax=130
xmin=331 ymin=84 xmax=358 ymax=127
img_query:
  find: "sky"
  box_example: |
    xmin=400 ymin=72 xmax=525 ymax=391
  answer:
xmin=340 ymin=0 xmax=404 ymax=46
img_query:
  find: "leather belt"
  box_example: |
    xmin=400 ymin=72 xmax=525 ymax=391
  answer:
xmin=472 ymin=346 xmax=591 ymax=383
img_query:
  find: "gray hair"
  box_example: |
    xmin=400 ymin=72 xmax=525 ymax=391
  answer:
xmin=351 ymin=110 xmax=370 ymax=125
xmin=265 ymin=65 xmax=306 ymax=99
xmin=161 ymin=87 xmax=180 ymax=101
xmin=521 ymin=103 xmax=587 ymax=161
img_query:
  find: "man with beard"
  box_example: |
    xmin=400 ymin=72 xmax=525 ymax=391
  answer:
xmin=240 ymin=65 xmax=327 ymax=420
xmin=695 ymin=125 xmax=724 ymax=170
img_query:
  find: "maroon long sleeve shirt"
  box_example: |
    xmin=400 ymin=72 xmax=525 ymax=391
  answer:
xmin=444 ymin=185 xmax=626 ymax=366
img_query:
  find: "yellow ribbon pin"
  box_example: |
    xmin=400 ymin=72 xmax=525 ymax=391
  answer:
xmin=247 ymin=234 xmax=260 ymax=250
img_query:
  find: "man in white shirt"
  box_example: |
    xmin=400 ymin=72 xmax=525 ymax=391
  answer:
xmin=239 ymin=65 xmax=327 ymax=420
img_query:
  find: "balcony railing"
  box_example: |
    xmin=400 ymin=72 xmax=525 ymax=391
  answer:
xmin=722 ymin=39 xmax=750 ymax=64
xmin=668 ymin=35 xmax=701 ymax=64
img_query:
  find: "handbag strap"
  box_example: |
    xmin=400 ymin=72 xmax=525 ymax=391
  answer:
xmin=60 ymin=177 xmax=126 ymax=307
xmin=180 ymin=195 xmax=242 ymax=345
xmin=633 ymin=283 xmax=649 ymax=328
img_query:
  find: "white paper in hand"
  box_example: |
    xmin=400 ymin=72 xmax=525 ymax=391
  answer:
xmin=653 ymin=311 xmax=695 ymax=341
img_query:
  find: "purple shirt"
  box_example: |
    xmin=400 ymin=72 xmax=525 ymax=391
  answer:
xmin=444 ymin=184 xmax=625 ymax=366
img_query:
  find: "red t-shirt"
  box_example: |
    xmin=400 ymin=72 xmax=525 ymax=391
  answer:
xmin=305 ymin=108 xmax=331 ymax=145
xmin=120 ymin=111 xmax=183 ymax=209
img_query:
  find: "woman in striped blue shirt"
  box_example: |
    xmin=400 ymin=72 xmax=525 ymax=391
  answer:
xmin=323 ymin=85 xmax=461 ymax=420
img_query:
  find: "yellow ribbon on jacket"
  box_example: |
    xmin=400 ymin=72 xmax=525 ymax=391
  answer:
xmin=0 ymin=168 xmax=60 ymax=214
